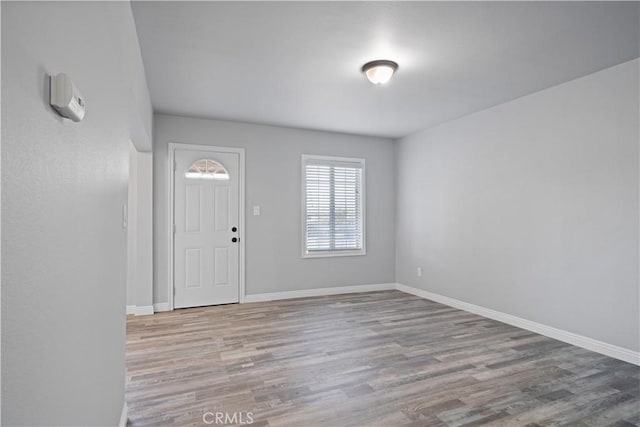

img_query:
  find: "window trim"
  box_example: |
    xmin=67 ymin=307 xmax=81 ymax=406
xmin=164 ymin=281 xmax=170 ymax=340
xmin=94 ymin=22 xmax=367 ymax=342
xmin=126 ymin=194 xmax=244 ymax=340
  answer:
xmin=301 ymin=154 xmax=366 ymax=259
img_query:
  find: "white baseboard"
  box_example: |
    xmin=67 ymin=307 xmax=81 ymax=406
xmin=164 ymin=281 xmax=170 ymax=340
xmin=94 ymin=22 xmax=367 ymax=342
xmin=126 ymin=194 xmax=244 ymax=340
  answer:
xmin=395 ymin=283 xmax=640 ymax=366
xmin=127 ymin=303 xmax=170 ymax=315
xmin=146 ymin=284 xmax=395 ymax=311
xmin=243 ymin=283 xmax=396 ymax=303
xmin=135 ymin=305 xmax=154 ymax=316
xmin=119 ymin=402 xmax=127 ymax=427
xmin=126 ymin=305 xmax=154 ymax=316
xmin=153 ymin=302 xmax=170 ymax=312
xmin=135 ymin=283 xmax=638 ymax=365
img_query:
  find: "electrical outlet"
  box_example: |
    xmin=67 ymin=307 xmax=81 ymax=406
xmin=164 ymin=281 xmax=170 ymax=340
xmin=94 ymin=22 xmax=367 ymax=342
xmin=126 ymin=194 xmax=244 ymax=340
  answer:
xmin=417 ymin=267 xmax=423 ymax=277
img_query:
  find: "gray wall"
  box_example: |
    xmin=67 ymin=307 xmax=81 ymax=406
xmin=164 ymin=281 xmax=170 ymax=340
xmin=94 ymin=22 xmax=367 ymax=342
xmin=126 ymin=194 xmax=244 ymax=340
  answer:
xmin=154 ymin=114 xmax=396 ymax=304
xmin=1 ymin=2 xmax=152 ymax=425
xmin=396 ymin=59 xmax=639 ymax=352
xmin=126 ymin=147 xmax=153 ymax=310
xmin=136 ymin=151 xmax=154 ymax=309
xmin=127 ymin=143 xmax=139 ymax=307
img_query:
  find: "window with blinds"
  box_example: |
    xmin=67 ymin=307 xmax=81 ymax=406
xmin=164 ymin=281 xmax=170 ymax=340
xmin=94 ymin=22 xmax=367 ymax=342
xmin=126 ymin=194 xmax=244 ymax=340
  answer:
xmin=302 ymin=155 xmax=365 ymax=257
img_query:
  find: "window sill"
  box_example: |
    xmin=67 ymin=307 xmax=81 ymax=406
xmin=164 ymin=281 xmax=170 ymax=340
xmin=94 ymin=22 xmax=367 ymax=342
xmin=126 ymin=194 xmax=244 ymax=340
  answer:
xmin=302 ymin=250 xmax=366 ymax=259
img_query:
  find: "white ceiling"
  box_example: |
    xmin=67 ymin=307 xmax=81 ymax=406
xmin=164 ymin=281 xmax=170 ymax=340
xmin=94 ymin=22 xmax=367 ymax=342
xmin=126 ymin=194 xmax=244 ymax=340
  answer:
xmin=132 ymin=2 xmax=639 ymax=139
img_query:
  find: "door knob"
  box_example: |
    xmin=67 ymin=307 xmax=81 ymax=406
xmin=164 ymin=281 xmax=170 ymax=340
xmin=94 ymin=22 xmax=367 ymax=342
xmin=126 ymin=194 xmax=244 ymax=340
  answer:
xmin=231 ymin=237 xmax=238 ymax=243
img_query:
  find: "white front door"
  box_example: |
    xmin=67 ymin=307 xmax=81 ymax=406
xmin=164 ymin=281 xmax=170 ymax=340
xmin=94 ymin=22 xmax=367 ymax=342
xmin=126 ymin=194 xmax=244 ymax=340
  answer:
xmin=174 ymin=149 xmax=240 ymax=308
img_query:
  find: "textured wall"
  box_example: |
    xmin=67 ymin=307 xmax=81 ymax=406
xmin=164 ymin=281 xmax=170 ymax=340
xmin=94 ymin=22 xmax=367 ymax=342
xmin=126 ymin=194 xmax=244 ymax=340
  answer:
xmin=396 ymin=60 xmax=639 ymax=352
xmin=2 ymin=2 xmax=152 ymax=425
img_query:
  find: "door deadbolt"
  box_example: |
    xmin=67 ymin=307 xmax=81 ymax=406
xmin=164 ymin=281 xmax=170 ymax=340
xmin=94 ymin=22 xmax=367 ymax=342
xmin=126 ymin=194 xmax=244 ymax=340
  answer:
xmin=231 ymin=227 xmax=237 ymax=232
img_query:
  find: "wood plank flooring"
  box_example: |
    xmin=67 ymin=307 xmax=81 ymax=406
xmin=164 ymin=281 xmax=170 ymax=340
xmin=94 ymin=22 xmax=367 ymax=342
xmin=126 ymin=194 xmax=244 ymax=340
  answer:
xmin=126 ymin=291 xmax=640 ymax=426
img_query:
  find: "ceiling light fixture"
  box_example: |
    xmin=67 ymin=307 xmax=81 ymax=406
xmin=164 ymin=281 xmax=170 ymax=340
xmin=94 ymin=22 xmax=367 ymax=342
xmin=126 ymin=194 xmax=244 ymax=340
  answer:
xmin=362 ymin=60 xmax=399 ymax=85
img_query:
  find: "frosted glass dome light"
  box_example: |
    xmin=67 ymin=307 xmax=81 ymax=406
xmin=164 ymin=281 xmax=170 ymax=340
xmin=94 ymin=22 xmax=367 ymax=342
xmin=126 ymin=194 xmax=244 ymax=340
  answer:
xmin=362 ymin=60 xmax=399 ymax=85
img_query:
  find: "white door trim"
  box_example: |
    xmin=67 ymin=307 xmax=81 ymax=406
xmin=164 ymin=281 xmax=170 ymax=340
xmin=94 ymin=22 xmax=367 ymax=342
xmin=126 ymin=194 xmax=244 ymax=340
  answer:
xmin=168 ymin=143 xmax=246 ymax=310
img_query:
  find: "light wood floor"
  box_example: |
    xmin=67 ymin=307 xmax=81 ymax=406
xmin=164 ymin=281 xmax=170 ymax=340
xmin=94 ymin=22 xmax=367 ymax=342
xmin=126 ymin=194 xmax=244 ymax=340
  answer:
xmin=126 ymin=291 xmax=639 ymax=426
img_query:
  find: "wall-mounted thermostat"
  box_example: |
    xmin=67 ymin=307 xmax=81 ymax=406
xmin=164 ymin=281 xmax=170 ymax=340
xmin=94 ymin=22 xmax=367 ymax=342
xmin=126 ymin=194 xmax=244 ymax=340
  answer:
xmin=50 ymin=73 xmax=85 ymax=122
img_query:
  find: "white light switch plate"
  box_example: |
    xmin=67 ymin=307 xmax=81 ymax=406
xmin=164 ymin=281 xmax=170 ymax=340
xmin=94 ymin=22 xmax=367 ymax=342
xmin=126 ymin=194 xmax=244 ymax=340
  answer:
xmin=253 ymin=205 xmax=261 ymax=216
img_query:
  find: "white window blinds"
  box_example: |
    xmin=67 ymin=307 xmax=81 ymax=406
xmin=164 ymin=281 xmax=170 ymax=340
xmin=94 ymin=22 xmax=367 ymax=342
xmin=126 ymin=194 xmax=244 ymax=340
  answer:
xmin=303 ymin=156 xmax=365 ymax=256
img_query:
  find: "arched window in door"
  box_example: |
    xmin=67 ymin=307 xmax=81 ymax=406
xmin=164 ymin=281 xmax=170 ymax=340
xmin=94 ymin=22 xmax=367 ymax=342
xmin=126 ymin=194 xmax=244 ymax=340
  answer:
xmin=184 ymin=159 xmax=229 ymax=180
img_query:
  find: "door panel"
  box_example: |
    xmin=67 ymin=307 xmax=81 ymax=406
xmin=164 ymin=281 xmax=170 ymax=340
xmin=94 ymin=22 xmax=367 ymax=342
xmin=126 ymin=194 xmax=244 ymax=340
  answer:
xmin=185 ymin=185 xmax=202 ymax=233
xmin=174 ymin=149 xmax=240 ymax=308
xmin=214 ymin=186 xmax=229 ymax=231
xmin=214 ymin=247 xmax=229 ymax=286
xmin=185 ymin=248 xmax=202 ymax=288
